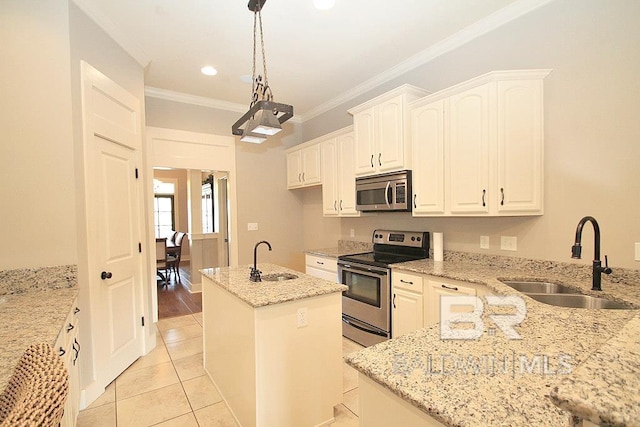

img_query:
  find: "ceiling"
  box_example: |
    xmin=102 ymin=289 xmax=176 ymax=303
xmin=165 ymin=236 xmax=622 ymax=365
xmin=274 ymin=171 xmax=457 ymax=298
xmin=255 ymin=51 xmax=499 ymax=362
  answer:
xmin=72 ymin=0 xmax=553 ymax=121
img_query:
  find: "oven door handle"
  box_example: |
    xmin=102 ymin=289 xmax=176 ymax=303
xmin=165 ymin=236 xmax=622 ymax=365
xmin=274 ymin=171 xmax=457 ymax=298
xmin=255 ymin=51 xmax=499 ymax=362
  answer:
xmin=342 ymin=315 xmax=388 ymax=338
xmin=385 ymin=181 xmax=392 ymax=208
xmin=339 ymin=262 xmax=389 ymax=276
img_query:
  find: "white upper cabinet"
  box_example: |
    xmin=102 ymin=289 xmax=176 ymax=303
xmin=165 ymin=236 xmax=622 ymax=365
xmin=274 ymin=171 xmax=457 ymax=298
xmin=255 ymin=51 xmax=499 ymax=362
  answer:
xmin=287 ymin=142 xmax=321 ymax=189
xmin=410 ymin=69 xmax=550 ymax=217
xmin=410 ymin=99 xmax=445 ymax=214
xmin=349 ymin=85 xmax=429 ymax=177
xmin=496 ymin=79 xmax=544 ymax=214
xmin=321 ymin=127 xmax=359 ymax=217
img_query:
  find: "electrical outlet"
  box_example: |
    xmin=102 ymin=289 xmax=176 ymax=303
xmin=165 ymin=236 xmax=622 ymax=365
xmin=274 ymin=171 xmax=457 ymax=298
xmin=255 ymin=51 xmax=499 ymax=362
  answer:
xmin=480 ymin=236 xmax=490 ymax=249
xmin=635 ymin=243 xmax=640 ymax=261
xmin=247 ymin=222 xmax=258 ymax=231
xmin=350 ymin=228 xmax=355 ymax=238
xmin=296 ymin=307 xmax=308 ymax=328
xmin=500 ymin=236 xmax=517 ymax=251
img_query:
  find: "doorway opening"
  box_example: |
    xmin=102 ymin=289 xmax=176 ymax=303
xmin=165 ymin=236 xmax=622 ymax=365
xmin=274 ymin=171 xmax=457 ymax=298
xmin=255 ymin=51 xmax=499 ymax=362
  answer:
xmin=153 ymin=168 xmax=231 ymax=319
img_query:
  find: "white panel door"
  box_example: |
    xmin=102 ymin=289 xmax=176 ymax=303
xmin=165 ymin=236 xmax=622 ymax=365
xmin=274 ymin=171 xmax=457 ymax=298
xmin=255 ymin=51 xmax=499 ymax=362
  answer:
xmin=81 ymin=62 xmax=144 ymax=389
xmin=377 ymin=95 xmax=404 ymax=172
xmin=321 ymin=138 xmax=339 ymax=216
xmin=336 ymin=132 xmax=359 ymax=216
xmin=353 ymin=107 xmax=376 ymax=176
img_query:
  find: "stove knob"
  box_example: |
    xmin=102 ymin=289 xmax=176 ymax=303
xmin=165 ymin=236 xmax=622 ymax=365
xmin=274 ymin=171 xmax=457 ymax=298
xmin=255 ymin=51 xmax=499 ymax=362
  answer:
xmin=417 ymin=237 xmax=421 ymax=242
xmin=411 ymin=236 xmax=416 ymax=241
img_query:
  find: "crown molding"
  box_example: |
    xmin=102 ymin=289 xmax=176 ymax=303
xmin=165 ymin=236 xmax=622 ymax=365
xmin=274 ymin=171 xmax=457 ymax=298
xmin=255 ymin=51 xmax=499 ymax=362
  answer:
xmin=144 ymin=87 xmax=303 ymax=123
xmin=71 ymin=0 xmax=151 ymax=66
xmin=298 ymin=0 xmax=556 ymax=122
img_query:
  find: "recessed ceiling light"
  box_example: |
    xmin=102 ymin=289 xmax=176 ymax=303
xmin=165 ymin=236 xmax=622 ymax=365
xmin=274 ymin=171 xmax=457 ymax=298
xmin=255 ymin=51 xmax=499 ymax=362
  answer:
xmin=313 ymin=0 xmax=335 ymax=10
xmin=240 ymin=75 xmax=253 ymax=84
xmin=201 ymin=66 xmax=218 ymax=76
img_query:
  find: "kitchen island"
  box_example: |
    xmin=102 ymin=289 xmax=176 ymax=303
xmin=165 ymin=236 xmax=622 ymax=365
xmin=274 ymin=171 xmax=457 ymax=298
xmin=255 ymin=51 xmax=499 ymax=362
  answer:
xmin=345 ymin=253 xmax=640 ymax=426
xmin=201 ymin=263 xmax=347 ymax=427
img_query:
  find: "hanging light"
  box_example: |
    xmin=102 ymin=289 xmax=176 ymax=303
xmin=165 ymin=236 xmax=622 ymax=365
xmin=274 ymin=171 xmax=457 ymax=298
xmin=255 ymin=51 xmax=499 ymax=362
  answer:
xmin=232 ymin=0 xmax=293 ymax=143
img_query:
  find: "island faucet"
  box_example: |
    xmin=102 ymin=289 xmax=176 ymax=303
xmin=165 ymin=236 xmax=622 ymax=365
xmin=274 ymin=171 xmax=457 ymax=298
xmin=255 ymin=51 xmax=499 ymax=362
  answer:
xmin=571 ymin=216 xmax=612 ymax=291
xmin=250 ymin=240 xmax=272 ymax=282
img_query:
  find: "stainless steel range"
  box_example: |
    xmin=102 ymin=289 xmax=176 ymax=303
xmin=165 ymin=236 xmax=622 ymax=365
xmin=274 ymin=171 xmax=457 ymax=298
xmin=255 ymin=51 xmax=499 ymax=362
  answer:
xmin=338 ymin=230 xmax=430 ymax=347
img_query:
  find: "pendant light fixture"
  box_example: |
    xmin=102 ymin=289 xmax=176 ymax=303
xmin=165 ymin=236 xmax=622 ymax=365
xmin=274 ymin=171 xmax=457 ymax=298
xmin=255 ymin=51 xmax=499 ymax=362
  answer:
xmin=232 ymin=0 xmax=293 ymax=143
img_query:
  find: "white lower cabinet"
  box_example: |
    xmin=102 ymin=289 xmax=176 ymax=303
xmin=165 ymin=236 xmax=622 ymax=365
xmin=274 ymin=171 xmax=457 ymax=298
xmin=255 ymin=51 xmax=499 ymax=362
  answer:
xmin=392 ymin=272 xmax=424 ymax=338
xmin=57 ymin=299 xmax=80 ymax=427
xmin=425 ymin=276 xmax=490 ymax=327
xmin=305 ymin=254 xmax=338 ymax=283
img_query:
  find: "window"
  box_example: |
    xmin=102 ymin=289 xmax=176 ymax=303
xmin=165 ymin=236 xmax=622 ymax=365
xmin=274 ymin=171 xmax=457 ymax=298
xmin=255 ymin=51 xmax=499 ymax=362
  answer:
xmin=153 ymin=179 xmax=176 ymax=238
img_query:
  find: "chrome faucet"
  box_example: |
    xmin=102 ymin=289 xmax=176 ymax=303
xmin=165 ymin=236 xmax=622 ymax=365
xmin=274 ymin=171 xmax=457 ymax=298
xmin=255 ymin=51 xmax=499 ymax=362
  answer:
xmin=571 ymin=216 xmax=612 ymax=291
xmin=250 ymin=240 xmax=272 ymax=282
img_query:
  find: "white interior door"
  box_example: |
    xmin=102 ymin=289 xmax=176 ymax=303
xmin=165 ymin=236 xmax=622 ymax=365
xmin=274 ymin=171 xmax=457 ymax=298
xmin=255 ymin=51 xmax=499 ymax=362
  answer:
xmin=81 ymin=61 xmax=145 ymax=390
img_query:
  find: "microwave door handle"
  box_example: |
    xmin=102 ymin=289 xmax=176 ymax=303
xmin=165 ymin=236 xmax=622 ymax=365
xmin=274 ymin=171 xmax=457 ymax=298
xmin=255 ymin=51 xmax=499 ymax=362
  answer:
xmin=385 ymin=181 xmax=391 ymax=208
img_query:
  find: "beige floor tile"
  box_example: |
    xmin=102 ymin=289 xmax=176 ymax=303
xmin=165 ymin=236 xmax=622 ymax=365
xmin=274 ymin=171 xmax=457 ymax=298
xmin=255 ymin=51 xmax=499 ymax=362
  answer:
xmin=127 ymin=342 xmax=172 ymax=371
xmin=116 ymin=361 xmax=179 ymax=400
xmin=166 ymin=335 xmax=203 ymax=361
xmin=161 ymin=323 xmax=203 ymax=344
xmin=77 ymin=402 xmax=116 ymax=427
xmin=193 ymin=401 xmax=238 ymax=427
xmin=330 ymin=404 xmax=359 ymax=427
xmin=116 ymin=383 xmax=192 ymax=427
xmin=193 ymin=311 xmax=203 ymax=325
xmin=173 ymin=352 xmax=206 ymax=381
xmin=183 ymin=375 xmax=223 ymax=410
xmin=342 ymin=337 xmax=364 ymax=357
xmin=157 ymin=314 xmax=198 ymax=331
xmin=342 ymin=388 xmax=360 ymax=416
xmin=343 ymin=362 xmax=359 ymax=392
xmin=154 ymin=412 xmax=200 ymax=427
xmin=86 ymin=380 xmax=115 ymax=409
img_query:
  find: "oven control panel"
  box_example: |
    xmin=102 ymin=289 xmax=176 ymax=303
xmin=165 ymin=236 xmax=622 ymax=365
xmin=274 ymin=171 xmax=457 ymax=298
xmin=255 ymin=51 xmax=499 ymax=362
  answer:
xmin=372 ymin=229 xmax=429 ymax=248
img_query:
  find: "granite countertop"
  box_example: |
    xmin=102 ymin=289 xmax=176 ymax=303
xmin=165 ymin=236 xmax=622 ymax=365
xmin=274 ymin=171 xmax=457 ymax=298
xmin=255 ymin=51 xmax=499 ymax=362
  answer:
xmin=0 ymin=265 xmax=78 ymax=391
xmin=304 ymin=239 xmax=373 ymax=259
xmin=345 ymin=254 xmax=640 ymax=427
xmin=201 ymin=263 xmax=347 ymax=308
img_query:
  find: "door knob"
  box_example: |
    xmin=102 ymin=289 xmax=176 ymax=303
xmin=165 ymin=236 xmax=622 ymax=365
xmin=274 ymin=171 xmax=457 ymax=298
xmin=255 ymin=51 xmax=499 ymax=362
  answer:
xmin=101 ymin=271 xmax=112 ymax=280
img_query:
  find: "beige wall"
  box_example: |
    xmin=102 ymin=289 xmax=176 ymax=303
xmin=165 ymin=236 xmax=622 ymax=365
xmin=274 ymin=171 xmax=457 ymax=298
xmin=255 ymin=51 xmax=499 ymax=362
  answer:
xmin=145 ymin=97 xmax=306 ymax=271
xmin=301 ymin=0 xmax=640 ymax=270
xmin=0 ymin=0 xmax=76 ymax=269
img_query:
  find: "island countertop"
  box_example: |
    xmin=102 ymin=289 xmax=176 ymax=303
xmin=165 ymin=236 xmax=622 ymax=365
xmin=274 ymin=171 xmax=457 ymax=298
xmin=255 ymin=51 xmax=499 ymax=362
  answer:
xmin=345 ymin=254 xmax=640 ymax=426
xmin=201 ymin=263 xmax=347 ymax=308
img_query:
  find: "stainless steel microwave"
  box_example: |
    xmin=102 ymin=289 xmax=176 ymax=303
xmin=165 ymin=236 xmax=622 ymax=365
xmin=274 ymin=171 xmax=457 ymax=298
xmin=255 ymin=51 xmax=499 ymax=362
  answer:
xmin=355 ymin=170 xmax=412 ymax=212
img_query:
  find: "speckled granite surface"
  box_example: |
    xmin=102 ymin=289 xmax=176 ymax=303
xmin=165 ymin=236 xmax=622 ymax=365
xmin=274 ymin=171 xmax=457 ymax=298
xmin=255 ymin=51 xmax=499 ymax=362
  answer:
xmin=304 ymin=239 xmax=373 ymax=258
xmin=201 ymin=263 xmax=347 ymax=308
xmin=345 ymin=252 xmax=640 ymax=427
xmin=0 ymin=265 xmax=78 ymax=391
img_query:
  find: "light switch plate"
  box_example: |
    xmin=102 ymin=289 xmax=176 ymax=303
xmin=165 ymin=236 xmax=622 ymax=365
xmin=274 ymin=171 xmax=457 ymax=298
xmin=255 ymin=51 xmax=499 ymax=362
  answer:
xmin=500 ymin=236 xmax=517 ymax=251
xmin=480 ymin=236 xmax=490 ymax=249
xmin=635 ymin=243 xmax=640 ymax=261
xmin=247 ymin=222 xmax=258 ymax=231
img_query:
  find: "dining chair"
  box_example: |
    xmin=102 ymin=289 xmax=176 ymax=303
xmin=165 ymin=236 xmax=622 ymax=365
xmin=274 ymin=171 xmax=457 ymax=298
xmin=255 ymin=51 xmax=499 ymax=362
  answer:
xmin=0 ymin=343 xmax=69 ymax=426
xmin=156 ymin=237 xmax=168 ymax=285
xmin=166 ymin=232 xmax=186 ymax=279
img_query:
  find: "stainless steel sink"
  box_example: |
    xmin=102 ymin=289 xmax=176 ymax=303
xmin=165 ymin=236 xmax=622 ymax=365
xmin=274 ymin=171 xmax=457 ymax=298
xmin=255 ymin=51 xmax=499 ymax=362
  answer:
xmin=501 ymin=280 xmax=578 ymax=294
xmin=261 ymin=273 xmax=298 ymax=282
xmin=526 ymin=293 xmax=634 ymax=310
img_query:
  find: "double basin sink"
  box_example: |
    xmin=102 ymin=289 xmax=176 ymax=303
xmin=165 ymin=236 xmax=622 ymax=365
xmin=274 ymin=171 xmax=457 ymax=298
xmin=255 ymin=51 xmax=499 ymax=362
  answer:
xmin=500 ymin=280 xmax=634 ymax=310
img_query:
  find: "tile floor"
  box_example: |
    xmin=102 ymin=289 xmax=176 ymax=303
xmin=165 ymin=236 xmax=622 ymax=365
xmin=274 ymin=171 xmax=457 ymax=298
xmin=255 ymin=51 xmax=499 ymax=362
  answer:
xmin=77 ymin=313 xmax=364 ymax=426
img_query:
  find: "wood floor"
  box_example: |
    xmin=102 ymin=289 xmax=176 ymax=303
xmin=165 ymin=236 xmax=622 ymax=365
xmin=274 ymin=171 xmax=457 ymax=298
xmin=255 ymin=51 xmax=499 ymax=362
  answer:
xmin=157 ymin=262 xmax=202 ymax=319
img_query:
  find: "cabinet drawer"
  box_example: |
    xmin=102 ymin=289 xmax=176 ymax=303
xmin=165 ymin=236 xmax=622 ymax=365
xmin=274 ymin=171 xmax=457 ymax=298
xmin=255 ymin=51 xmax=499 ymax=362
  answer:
xmin=392 ymin=272 xmax=423 ymax=293
xmin=427 ymin=278 xmax=477 ymax=296
xmin=305 ymin=254 xmax=337 ymax=273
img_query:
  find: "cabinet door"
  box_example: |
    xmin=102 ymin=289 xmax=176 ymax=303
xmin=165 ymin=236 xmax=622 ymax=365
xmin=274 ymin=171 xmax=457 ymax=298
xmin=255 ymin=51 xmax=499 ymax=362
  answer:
xmin=377 ymin=95 xmax=404 ymax=172
xmin=447 ymin=85 xmax=490 ymax=214
xmin=353 ymin=107 xmax=376 ymax=176
xmin=321 ymin=139 xmax=339 ymax=215
xmin=301 ymin=144 xmax=321 ymax=185
xmin=411 ymin=99 xmax=445 ymax=215
xmin=392 ymin=288 xmax=424 ymax=338
xmin=336 ymin=132 xmax=359 ymax=216
xmin=286 ymin=150 xmax=302 ymax=188
xmin=425 ymin=279 xmax=477 ymax=327
xmin=496 ymin=79 xmax=543 ymax=214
